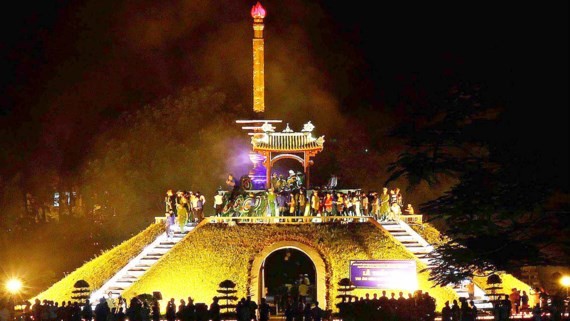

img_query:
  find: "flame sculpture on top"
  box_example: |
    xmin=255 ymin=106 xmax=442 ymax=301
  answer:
xmin=251 ymin=2 xmax=266 ymax=19
xmin=251 ymin=2 xmax=266 ymax=113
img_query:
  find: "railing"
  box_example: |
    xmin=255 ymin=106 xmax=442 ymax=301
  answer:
xmin=400 ymin=214 xmax=423 ymax=224
xmin=204 ymin=215 xmax=373 ymax=224
xmin=156 ymin=215 xmax=423 ymax=225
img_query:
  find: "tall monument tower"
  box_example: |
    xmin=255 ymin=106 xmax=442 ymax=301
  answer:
xmin=251 ymin=2 xmax=266 ymax=113
xmin=240 ymin=2 xmax=323 ymax=190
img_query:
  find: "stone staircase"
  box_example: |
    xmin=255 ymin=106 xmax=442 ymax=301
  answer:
xmin=380 ymin=220 xmax=434 ymax=267
xmin=89 ymin=222 xmax=196 ymax=305
xmin=379 ymin=220 xmax=490 ymax=308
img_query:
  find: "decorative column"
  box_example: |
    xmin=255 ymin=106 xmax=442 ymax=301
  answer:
xmin=251 ymin=2 xmax=266 ymax=113
xmin=304 ymin=152 xmax=310 ymax=188
xmin=264 ymin=152 xmax=272 ymax=189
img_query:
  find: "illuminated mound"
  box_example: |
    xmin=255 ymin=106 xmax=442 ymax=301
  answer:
xmin=122 ymin=222 xmax=457 ymax=311
xmin=33 ymin=223 xmax=164 ymax=302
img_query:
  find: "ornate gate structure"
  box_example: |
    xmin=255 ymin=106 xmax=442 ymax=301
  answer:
xmin=250 ymin=121 xmax=324 ymax=188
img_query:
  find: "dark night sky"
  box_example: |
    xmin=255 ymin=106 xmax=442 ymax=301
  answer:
xmin=1 ymin=0 xmax=568 ymax=195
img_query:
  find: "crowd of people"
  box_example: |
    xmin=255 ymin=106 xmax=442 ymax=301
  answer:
xmin=440 ymin=297 xmax=478 ymax=321
xmin=224 ymin=172 xmax=416 ymax=220
xmin=13 ymin=297 xmax=212 ymax=321
xmin=264 ymin=186 xmax=415 ymax=221
xmin=9 ymin=295 xmax=323 ymax=321
xmin=6 ymin=290 xmax=569 ymax=321
xmin=163 ymin=172 xmax=418 ymax=228
xmin=164 ymin=189 xmax=208 ymax=235
xmin=336 ymin=290 xmax=437 ymax=321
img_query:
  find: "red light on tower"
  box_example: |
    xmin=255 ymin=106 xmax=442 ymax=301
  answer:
xmin=251 ymin=2 xmax=266 ymax=19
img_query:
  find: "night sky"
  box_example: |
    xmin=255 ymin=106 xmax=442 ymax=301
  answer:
xmin=0 ymin=0 xmax=568 ymax=294
xmin=2 ymin=1 xmax=567 ymax=153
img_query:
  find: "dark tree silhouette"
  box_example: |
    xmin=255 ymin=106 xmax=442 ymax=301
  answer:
xmin=217 ymin=279 xmax=238 ymax=320
xmin=335 ymin=278 xmax=357 ymax=302
xmin=486 ymin=274 xmax=504 ymax=303
xmin=72 ymin=279 xmax=91 ymax=304
xmin=388 ymin=82 xmax=570 ymax=286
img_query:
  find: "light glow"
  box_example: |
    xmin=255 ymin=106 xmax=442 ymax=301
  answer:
xmin=561 ymin=275 xmax=570 ymax=287
xmin=6 ymin=278 xmax=22 ymax=294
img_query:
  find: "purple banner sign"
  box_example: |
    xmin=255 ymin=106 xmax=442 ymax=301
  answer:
xmin=350 ymin=260 xmax=417 ymax=290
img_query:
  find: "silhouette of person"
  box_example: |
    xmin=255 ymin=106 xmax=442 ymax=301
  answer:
xmin=258 ymin=298 xmax=270 ymax=321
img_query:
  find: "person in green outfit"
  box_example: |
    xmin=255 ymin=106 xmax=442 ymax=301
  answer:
xmin=177 ymin=195 xmax=189 ymax=232
xmin=379 ymin=187 xmax=391 ymax=221
xmin=266 ymin=188 xmax=277 ymax=216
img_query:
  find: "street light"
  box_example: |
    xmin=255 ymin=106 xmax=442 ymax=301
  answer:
xmin=5 ymin=278 xmax=22 ymax=294
xmin=562 ymin=275 xmax=570 ymax=297
xmin=562 ymin=276 xmax=570 ymax=317
xmin=5 ymin=278 xmax=23 ymax=320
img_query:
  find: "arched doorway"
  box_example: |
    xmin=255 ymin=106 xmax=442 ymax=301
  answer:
xmin=250 ymin=241 xmax=328 ymax=311
xmin=261 ymin=248 xmax=316 ymax=314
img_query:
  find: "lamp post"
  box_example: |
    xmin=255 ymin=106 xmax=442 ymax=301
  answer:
xmin=562 ymin=276 xmax=570 ymax=317
xmin=5 ymin=278 xmax=23 ymax=320
xmin=562 ymin=275 xmax=570 ymax=297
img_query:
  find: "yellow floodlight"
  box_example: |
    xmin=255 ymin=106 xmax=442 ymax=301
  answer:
xmin=5 ymin=278 xmax=22 ymax=294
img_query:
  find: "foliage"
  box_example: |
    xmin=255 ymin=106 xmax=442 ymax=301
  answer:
xmin=410 ymin=222 xmax=450 ymax=247
xmin=73 ymin=280 xmax=90 ymax=288
xmin=336 ymin=278 xmax=357 ymax=302
xmin=81 ymin=87 xmax=245 ymax=230
xmin=136 ymin=293 xmax=155 ymax=304
xmin=217 ymin=279 xmax=238 ymax=318
xmin=122 ymin=222 xmax=457 ymax=312
xmin=32 ymin=223 xmax=164 ymax=302
xmin=71 ymin=280 xmax=91 ymax=304
xmin=486 ymin=274 xmax=502 ymax=285
xmin=387 ymin=82 xmax=570 ymax=285
xmin=0 ymin=86 xmax=247 ymax=298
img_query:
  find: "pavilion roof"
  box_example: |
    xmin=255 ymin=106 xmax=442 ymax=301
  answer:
xmin=251 ymin=132 xmax=324 ymax=152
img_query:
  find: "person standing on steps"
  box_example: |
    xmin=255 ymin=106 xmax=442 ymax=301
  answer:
xmin=177 ymin=195 xmax=189 ymax=233
xmin=467 ymin=281 xmax=475 ymax=301
xmin=258 ymin=298 xmax=270 ymax=321
xmin=226 ymin=174 xmax=239 ymax=201
xmin=310 ymin=301 xmax=324 ymax=321
xmin=165 ymin=299 xmax=176 ymax=321
xmin=166 ymin=212 xmax=176 ymax=239
xmin=165 ymin=189 xmax=177 ymax=216
xmin=310 ymin=190 xmax=320 ymax=216
xmin=379 ymin=187 xmax=390 ymax=221
xmin=266 ymin=188 xmax=277 ymax=216
xmin=208 ymin=297 xmax=220 ymax=321
xmin=441 ymin=301 xmax=451 ymax=321
xmin=94 ymin=298 xmax=110 ymax=321
xmin=213 ymin=191 xmax=224 ymax=217
xmin=246 ymin=296 xmax=258 ymax=321
xmin=82 ymin=300 xmax=93 ymax=321
xmin=194 ymin=191 xmax=206 ymax=222
xmin=151 ymin=301 xmax=160 ymax=321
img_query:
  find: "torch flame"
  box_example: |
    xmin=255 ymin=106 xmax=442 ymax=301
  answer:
xmin=251 ymin=2 xmax=266 ymax=19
